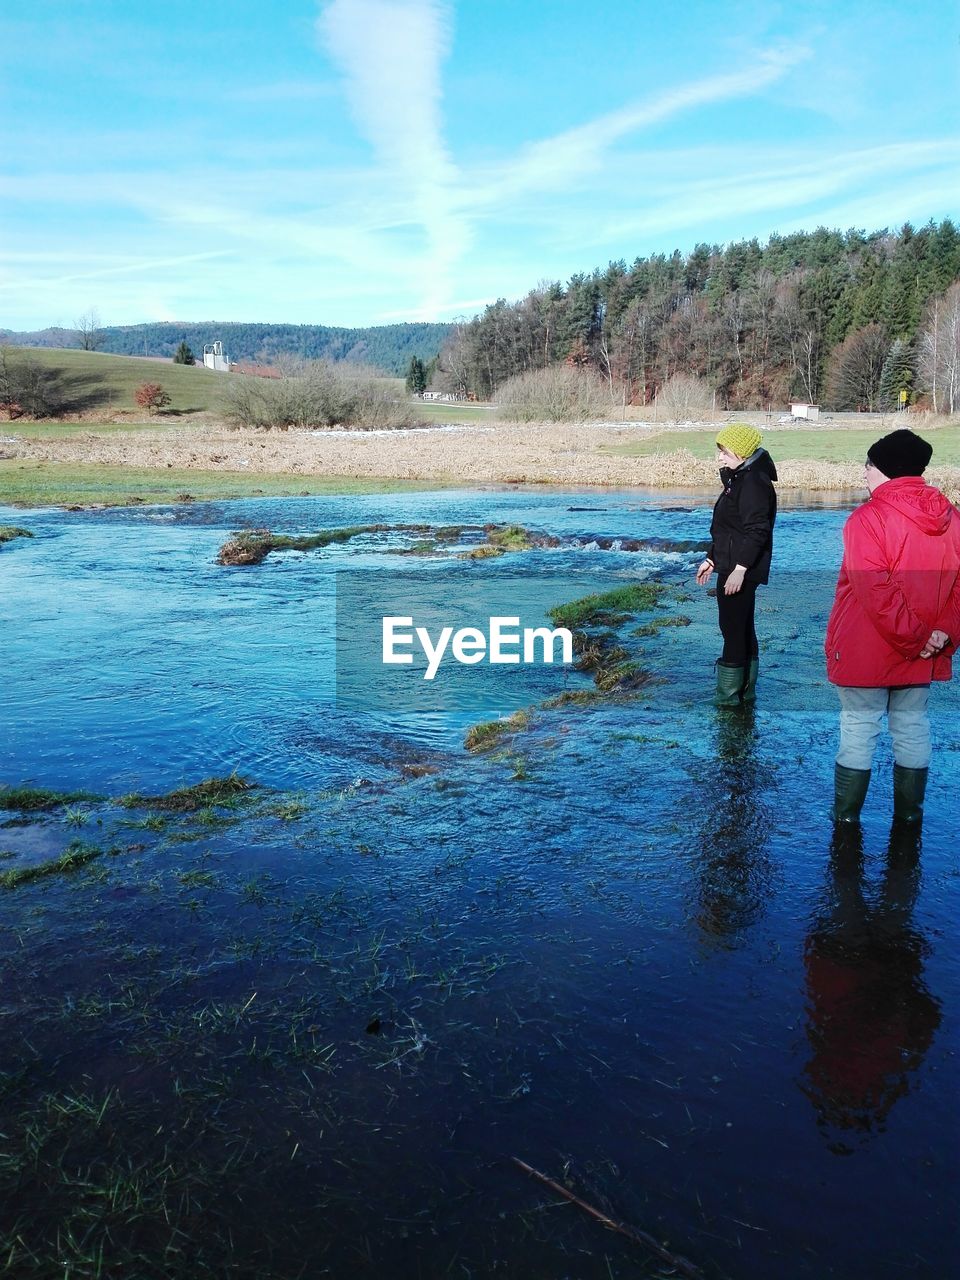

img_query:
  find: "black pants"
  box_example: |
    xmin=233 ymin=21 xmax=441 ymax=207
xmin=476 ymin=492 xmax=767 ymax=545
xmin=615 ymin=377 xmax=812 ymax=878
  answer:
xmin=717 ymin=576 xmax=759 ymax=667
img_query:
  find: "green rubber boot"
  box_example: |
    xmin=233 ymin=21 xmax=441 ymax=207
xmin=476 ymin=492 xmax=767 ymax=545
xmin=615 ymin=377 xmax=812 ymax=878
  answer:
xmin=715 ymin=661 xmax=745 ymax=708
xmin=742 ymin=657 xmax=759 ymax=704
xmin=893 ymin=764 xmax=928 ymax=824
xmin=833 ymin=764 xmax=871 ymax=824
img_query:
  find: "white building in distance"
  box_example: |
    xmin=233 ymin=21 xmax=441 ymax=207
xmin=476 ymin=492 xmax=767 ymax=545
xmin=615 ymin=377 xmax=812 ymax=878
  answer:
xmin=203 ymin=341 xmax=230 ymax=372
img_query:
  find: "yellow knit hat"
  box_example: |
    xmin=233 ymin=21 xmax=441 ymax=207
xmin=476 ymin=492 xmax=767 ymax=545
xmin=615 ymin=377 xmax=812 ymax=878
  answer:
xmin=716 ymin=423 xmax=762 ymax=459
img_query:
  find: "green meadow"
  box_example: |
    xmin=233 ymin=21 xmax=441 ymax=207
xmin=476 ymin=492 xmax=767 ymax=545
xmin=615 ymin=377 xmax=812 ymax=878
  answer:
xmin=0 ymin=461 xmax=449 ymax=508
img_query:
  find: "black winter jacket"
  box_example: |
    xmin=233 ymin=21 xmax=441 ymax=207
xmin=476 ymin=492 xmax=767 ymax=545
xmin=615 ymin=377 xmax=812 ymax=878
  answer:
xmin=708 ymin=448 xmax=778 ymax=584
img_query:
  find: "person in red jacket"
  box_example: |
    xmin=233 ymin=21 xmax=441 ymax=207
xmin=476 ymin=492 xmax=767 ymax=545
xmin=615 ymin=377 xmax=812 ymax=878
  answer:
xmin=826 ymin=428 xmax=960 ymax=824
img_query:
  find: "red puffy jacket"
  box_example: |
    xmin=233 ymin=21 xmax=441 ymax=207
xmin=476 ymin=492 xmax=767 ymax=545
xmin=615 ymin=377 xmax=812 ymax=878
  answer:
xmin=826 ymin=476 xmax=960 ymax=687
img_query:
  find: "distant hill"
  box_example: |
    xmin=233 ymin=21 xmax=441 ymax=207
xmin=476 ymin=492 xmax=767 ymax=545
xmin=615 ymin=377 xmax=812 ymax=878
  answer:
xmin=0 ymin=320 xmax=453 ymax=375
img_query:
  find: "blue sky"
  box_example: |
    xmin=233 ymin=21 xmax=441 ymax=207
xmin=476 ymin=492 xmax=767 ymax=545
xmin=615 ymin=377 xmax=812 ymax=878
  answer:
xmin=1 ymin=0 xmax=958 ymax=331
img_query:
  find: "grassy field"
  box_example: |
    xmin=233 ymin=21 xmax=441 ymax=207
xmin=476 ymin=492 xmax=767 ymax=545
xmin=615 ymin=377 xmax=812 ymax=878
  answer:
xmin=3 ymin=346 xmax=232 ymax=416
xmin=413 ymin=401 xmax=493 ymax=423
xmin=0 ymin=461 xmax=450 ymax=508
xmin=605 ymin=426 xmax=960 ymax=466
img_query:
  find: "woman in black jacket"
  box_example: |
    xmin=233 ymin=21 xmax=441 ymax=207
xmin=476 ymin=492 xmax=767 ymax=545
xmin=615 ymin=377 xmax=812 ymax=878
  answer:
xmin=696 ymin=424 xmax=778 ymax=706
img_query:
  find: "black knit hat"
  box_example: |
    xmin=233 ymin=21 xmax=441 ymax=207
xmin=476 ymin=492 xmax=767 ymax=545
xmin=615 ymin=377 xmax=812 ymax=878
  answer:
xmin=867 ymin=428 xmax=933 ymax=479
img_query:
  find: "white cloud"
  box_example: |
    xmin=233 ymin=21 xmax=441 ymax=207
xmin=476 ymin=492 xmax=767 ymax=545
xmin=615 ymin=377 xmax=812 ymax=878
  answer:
xmin=466 ymin=43 xmax=811 ymax=204
xmin=316 ymin=0 xmax=466 ymax=313
xmin=0 ymin=250 xmax=235 ymax=296
xmin=590 ymin=140 xmax=960 ymax=244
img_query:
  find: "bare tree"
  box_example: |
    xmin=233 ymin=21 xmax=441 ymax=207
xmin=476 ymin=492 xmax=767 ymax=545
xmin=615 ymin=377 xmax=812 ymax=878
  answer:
xmin=618 ymin=298 xmax=657 ymax=404
xmin=745 ymin=268 xmax=777 ymax=396
xmin=433 ymin=319 xmax=471 ymax=398
xmin=656 ymin=373 xmax=714 ymax=422
xmin=723 ymin=292 xmax=747 ymax=388
xmin=918 ymin=283 xmax=960 ymax=412
xmin=75 ymin=308 xmax=104 ymax=351
xmin=825 ymin=324 xmax=888 ymax=411
xmin=775 ymin=279 xmax=821 ymax=402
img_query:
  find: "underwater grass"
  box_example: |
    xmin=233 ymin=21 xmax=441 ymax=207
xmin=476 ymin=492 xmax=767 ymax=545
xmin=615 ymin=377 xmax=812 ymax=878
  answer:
xmin=632 ymin=615 xmax=692 ymax=638
xmin=464 ymin=709 xmax=531 ymax=753
xmin=0 ymin=841 xmax=103 ymax=889
xmin=539 ymin=688 xmax=608 ymax=709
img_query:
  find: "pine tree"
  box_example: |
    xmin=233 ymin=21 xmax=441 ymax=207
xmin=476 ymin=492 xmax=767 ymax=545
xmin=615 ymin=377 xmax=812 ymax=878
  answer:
xmin=173 ymin=340 xmax=196 ymax=365
xmin=881 ymin=256 xmax=918 ymax=337
xmin=878 ymin=339 xmax=915 ymax=409
xmin=405 ymin=356 xmax=427 ymax=395
xmin=930 ymin=219 xmax=960 ymax=291
xmin=850 ymin=253 xmax=888 ymax=330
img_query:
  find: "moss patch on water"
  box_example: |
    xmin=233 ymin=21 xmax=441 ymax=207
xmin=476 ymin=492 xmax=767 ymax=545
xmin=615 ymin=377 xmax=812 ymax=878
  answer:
xmin=464 ymin=709 xmax=531 ymax=753
xmin=548 ymin=582 xmax=665 ymax=630
xmin=119 ymin=773 xmax=256 ymax=813
xmin=217 ymin=522 xmax=451 ymax=565
xmin=459 ymin=523 xmax=560 ymax=560
xmin=461 ymin=543 xmax=504 ymax=560
xmin=398 ymin=525 xmax=469 ymax=555
xmin=632 ymin=614 xmax=692 ymax=637
xmin=463 ymin=583 xmax=670 ymax=750
xmin=0 ymin=786 xmax=104 ymax=812
xmin=217 ymin=524 xmax=394 ymax=565
xmin=0 ymin=841 xmax=103 ymax=889
xmin=0 ymin=525 xmax=34 ymax=545
xmin=548 ymin=585 xmax=670 ymax=694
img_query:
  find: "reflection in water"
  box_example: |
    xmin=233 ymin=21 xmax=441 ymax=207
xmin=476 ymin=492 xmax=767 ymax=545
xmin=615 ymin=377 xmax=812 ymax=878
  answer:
xmin=688 ymin=708 xmax=775 ymax=945
xmin=801 ymin=827 xmax=941 ymax=1154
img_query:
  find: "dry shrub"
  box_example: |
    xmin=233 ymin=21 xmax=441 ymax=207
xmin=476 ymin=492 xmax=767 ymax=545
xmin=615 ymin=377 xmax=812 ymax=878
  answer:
xmin=638 ymin=448 xmax=715 ymax=486
xmin=905 ymin=408 xmax=960 ymax=431
xmin=655 ymin=374 xmax=714 ymax=422
xmin=224 ymin=360 xmax=426 ymax=430
xmin=928 ymin=466 xmax=960 ymax=509
xmin=773 ymin=461 xmax=863 ymax=490
xmin=495 ymin=366 xmax=612 ymax=422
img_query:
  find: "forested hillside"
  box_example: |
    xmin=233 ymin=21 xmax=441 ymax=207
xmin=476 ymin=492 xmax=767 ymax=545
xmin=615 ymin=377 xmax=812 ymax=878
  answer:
xmin=0 ymin=321 xmax=452 ymax=377
xmin=435 ymin=221 xmax=960 ymax=410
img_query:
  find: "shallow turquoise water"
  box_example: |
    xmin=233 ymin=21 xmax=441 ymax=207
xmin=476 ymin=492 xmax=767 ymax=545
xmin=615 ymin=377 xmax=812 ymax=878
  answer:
xmin=0 ymin=488 xmax=956 ymax=1279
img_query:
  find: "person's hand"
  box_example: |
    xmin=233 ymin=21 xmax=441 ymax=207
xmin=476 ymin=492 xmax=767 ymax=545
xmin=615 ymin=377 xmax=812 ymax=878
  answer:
xmin=920 ymin=629 xmax=950 ymax=659
xmin=696 ymin=559 xmax=714 ymax=586
xmin=724 ymin=566 xmax=747 ymax=595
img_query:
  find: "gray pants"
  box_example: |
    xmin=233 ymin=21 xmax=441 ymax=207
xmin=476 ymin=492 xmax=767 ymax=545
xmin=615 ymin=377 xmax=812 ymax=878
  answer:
xmin=836 ymin=686 xmax=931 ymax=771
